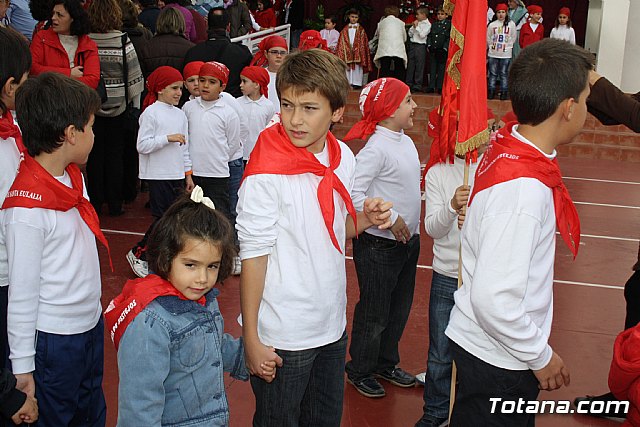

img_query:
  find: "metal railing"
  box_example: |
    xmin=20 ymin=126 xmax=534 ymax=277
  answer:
xmin=230 ymin=24 xmax=291 ymax=55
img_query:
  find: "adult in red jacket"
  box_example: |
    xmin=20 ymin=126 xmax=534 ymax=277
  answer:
xmin=29 ymin=0 xmax=99 ymax=89
xmin=608 ymin=325 xmax=640 ymax=427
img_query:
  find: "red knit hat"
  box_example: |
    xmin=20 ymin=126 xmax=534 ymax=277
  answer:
xmin=527 ymin=4 xmax=543 ymax=14
xmin=495 ymin=3 xmax=508 ymax=12
xmin=251 ymin=35 xmax=288 ymax=67
xmin=240 ymin=66 xmax=270 ymax=98
xmin=199 ymin=61 xmax=229 ymax=86
xmin=183 ymin=61 xmax=204 ymax=80
xmin=143 ymin=66 xmax=184 ymax=110
xmin=559 ymin=7 xmax=570 ymax=16
xmin=343 ymin=78 xmax=410 ymax=141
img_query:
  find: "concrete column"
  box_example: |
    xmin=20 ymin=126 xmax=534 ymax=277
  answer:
xmin=621 ymin=0 xmax=640 ymax=93
xmin=596 ymin=0 xmax=630 ymax=86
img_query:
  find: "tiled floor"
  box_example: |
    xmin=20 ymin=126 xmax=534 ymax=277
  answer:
xmin=96 ymin=156 xmax=638 ymax=426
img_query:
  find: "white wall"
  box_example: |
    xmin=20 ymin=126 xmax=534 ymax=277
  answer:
xmin=621 ymin=0 xmax=640 ymax=93
xmin=595 ymin=0 xmax=630 ymax=86
xmin=585 ymin=0 xmax=602 ymax=54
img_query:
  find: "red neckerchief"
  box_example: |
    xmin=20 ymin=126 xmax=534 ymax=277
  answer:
xmin=243 ymin=122 xmax=357 ymax=254
xmin=1 ymin=155 xmax=113 ymax=269
xmin=468 ymin=123 xmax=580 ymax=258
xmin=0 ymin=110 xmax=26 ymax=154
xmin=104 ymin=274 xmax=206 ymax=350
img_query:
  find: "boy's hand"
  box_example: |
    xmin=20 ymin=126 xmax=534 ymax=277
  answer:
xmin=363 ymin=198 xmax=393 ymax=230
xmin=168 ymin=134 xmax=186 ymax=145
xmin=245 ymin=339 xmax=283 ymax=383
xmin=457 ymin=210 xmax=466 ymax=230
xmin=185 ymin=175 xmax=195 ymax=193
xmin=12 ymin=395 xmax=38 ymax=424
xmin=390 ymin=215 xmax=411 ymax=243
xmin=450 ymin=185 xmax=470 ymax=213
xmin=15 ymin=373 xmax=35 ymax=397
xmin=534 ymin=352 xmax=570 ymax=391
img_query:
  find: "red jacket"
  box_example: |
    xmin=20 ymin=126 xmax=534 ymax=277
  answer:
xmin=608 ymin=325 xmax=640 ymax=427
xmin=255 ymin=8 xmax=276 ymax=29
xmin=519 ymin=22 xmax=544 ymax=49
xmin=30 ymin=27 xmax=100 ymax=89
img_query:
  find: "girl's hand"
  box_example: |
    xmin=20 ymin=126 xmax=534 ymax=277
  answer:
xmin=70 ymin=66 xmax=84 ymax=78
xmin=168 ymin=134 xmax=186 ymax=145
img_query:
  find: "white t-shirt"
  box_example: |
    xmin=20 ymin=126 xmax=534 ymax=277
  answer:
xmin=0 ymin=120 xmax=22 ymax=287
xmin=550 ymin=25 xmax=576 ymax=45
xmin=236 ymin=139 xmax=356 ymax=350
xmin=219 ymin=92 xmax=246 ymax=161
xmin=487 ymin=20 xmax=518 ymax=59
xmin=237 ymin=95 xmax=275 ymax=160
xmin=267 ymin=70 xmax=280 ymax=113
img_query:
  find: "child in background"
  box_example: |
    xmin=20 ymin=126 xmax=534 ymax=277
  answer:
xmin=0 ymin=27 xmax=31 ymax=376
xmin=126 ymin=66 xmax=194 ymax=278
xmin=0 ymin=369 xmax=38 ymax=424
xmin=487 ymin=3 xmax=517 ymax=100
xmin=299 ymin=30 xmax=330 ymax=51
xmin=519 ymin=4 xmax=544 ymax=50
xmin=108 ymin=190 xmax=274 ymax=426
xmin=426 ymin=8 xmax=450 ymax=94
xmin=238 ymin=65 xmax=275 ymax=161
xmin=2 ymin=72 xmax=107 ymax=426
xmin=407 ymin=7 xmax=431 ymax=93
xmin=336 ymin=8 xmax=372 ymax=88
xmin=321 ymin=15 xmax=340 ymax=53
xmin=237 ymin=49 xmax=393 ymax=426
xmin=550 ymin=7 xmax=576 ymax=45
xmin=343 ymin=78 xmax=421 ymax=398
xmin=183 ymin=61 xmax=240 ymax=222
xmin=446 ymin=38 xmax=593 ymax=425
xmin=250 ymin=34 xmax=288 ymax=113
xmin=180 ymin=60 xmax=204 ymax=105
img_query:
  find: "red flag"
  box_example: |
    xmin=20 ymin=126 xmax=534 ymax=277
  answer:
xmin=425 ymin=0 xmax=489 ymax=174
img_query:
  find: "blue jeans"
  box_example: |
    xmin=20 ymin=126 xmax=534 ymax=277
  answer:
xmin=422 ymin=271 xmax=457 ymax=419
xmin=250 ymin=331 xmax=347 ymax=427
xmin=487 ymin=56 xmax=511 ymax=92
xmin=346 ymin=233 xmax=420 ymax=379
xmin=228 ymin=157 xmax=244 ymax=242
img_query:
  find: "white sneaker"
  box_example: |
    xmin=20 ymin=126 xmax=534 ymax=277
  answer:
xmin=232 ymin=256 xmax=241 ymax=275
xmin=415 ymin=371 xmax=426 ymax=386
xmin=126 ymin=249 xmax=148 ymax=278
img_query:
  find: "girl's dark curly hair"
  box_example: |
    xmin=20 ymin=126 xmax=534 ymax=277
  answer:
xmin=53 ymin=0 xmax=92 ymax=35
xmin=146 ymin=194 xmax=236 ymax=283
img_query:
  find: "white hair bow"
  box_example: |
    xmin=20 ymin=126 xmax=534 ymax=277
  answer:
xmin=190 ymin=186 xmax=216 ymax=210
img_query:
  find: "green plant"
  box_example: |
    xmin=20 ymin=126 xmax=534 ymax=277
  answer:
xmin=304 ymin=4 xmax=325 ymax=31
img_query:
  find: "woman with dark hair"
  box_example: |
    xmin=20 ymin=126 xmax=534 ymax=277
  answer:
xmin=29 ymin=0 xmax=100 ymax=88
xmin=87 ymin=0 xmax=144 ymax=215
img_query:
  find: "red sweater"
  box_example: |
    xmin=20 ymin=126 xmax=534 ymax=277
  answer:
xmin=30 ymin=28 xmax=100 ymax=89
xmin=519 ymin=22 xmax=544 ymax=49
xmin=254 ymin=8 xmax=276 ymax=29
xmin=609 ymin=325 xmax=640 ymax=426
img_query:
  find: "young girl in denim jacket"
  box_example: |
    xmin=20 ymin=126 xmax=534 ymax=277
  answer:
xmin=105 ymin=187 xmax=278 ymax=426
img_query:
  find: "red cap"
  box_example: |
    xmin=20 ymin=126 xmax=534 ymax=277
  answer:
xmin=495 ymin=3 xmax=508 ymax=12
xmin=251 ymin=35 xmax=288 ymax=67
xmin=143 ymin=66 xmax=184 ymax=110
xmin=527 ymin=5 xmax=543 ymax=14
xmin=299 ymin=30 xmax=329 ymax=51
xmin=240 ymin=66 xmax=270 ymax=98
xmin=199 ymin=61 xmax=229 ymax=86
xmin=559 ymin=7 xmax=570 ymax=17
xmin=183 ymin=61 xmax=204 ymax=80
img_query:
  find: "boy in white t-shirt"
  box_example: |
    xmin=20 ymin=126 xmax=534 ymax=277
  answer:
xmin=237 ymin=49 xmax=393 ymax=426
xmin=238 ymin=65 xmax=275 ymax=161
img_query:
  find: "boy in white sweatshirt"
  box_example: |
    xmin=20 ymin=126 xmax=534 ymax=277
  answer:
xmin=445 ymin=38 xmax=594 ymax=426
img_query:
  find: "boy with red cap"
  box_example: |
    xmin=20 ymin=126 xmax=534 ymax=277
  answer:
xmin=298 ymin=30 xmax=329 ymax=51
xmin=550 ymin=7 xmax=576 ymax=45
xmin=251 ymin=34 xmax=288 ymax=113
xmin=182 ymin=60 xmax=204 ymax=102
xmin=519 ymin=5 xmax=544 ymax=49
xmin=237 ymin=49 xmax=393 ymax=426
xmin=126 ymin=66 xmax=194 ymax=278
xmin=445 ymin=38 xmax=593 ymax=425
xmin=336 ymin=8 xmax=372 ymax=88
xmin=238 ymin=65 xmax=275 ymax=161
xmin=183 ymin=61 xmax=240 ymax=220
xmin=342 ymin=78 xmax=422 ymax=398
xmin=1 ymin=72 xmax=108 ymax=426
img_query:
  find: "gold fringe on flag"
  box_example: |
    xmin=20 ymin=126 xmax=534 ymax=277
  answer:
xmin=455 ymin=128 xmax=489 ymax=156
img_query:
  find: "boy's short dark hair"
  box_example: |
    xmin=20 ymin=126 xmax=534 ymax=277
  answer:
xmin=325 ymin=15 xmax=337 ymax=25
xmin=276 ymin=49 xmax=349 ymax=112
xmin=15 ymin=72 xmax=101 ymax=157
xmin=0 ymin=27 xmax=31 ymax=114
xmin=207 ymin=7 xmax=229 ymax=32
xmin=147 ymin=195 xmax=236 ymax=283
xmin=509 ymin=38 xmax=594 ymax=126
xmin=347 ymin=8 xmax=359 ymax=16
xmin=54 ymin=0 xmax=92 ymax=36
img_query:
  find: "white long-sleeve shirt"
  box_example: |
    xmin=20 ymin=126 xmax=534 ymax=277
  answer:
xmin=2 ymin=172 xmax=102 ymax=374
xmin=267 ymin=70 xmax=280 ymax=113
xmin=182 ymin=96 xmax=240 ymax=178
xmin=487 ymin=20 xmax=517 ymax=59
xmin=320 ymin=28 xmax=339 ymax=51
xmin=236 ymin=140 xmax=356 ymax=351
xmin=137 ymin=101 xmax=191 ymax=180
xmin=550 ymin=25 xmax=576 ymax=45
xmin=219 ymin=92 xmax=246 ymax=161
xmin=351 ymin=126 xmax=421 ymax=239
xmin=445 ymin=127 xmax=557 ymax=371
xmin=237 ymin=95 xmax=275 ymax=160
xmin=408 ymin=18 xmax=431 ymax=44
xmin=424 ymin=155 xmax=481 ymax=278
xmin=0 ymin=118 xmax=22 ymax=288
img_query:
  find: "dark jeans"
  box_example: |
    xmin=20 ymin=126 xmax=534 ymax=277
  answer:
xmin=86 ymin=114 xmax=126 ymax=214
xmin=422 ymin=271 xmax=458 ymax=419
xmin=428 ymin=49 xmax=447 ymax=92
xmin=34 ymin=317 xmax=106 ymax=427
xmin=346 ymin=232 xmax=420 ymax=379
xmin=407 ymin=42 xmax=427 ymax=88
xmin=487 ymin=57 xmax=511 ymax=93
xmin=251 ymin=331 xmax=347 ymax=427
xmin=227 ymin=157 xmax=244 ymax=244
xmin=450 ymin=341 xmax=539 ymax=427
xmin=0 ymin=286 xmax=6 ymax=371
xmin=192 ymin=175 xmax=230 ymax=219
xmin=379 ymin=56 xmax=406 ymax=81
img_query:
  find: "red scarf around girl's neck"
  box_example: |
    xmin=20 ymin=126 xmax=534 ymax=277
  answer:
xmin=104 ymin=274 xmax=206 ymax=350
xmin=0 ymin=109 xmax=26 ymax=154
xmin=243 ymin=121 xmax=357 ymax=253
xmin=468 ymin=123 xmax=580 ymax=258
xmin=1 ymin=154 xmax=113 ymax=269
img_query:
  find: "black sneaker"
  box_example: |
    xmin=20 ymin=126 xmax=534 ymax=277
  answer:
xmin=375 ymin=367 xmax=416 ymax=387
xmin=414 ymin=415 xmax=448 ymax=427
xmin=573 ymin=392 xmax=627 ymax=419
xmin=346 ymin=375 xmax=386 ymax=398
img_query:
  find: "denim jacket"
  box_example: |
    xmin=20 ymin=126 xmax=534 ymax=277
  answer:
xmin=116 ymin=289 xmax=248 ymax=426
